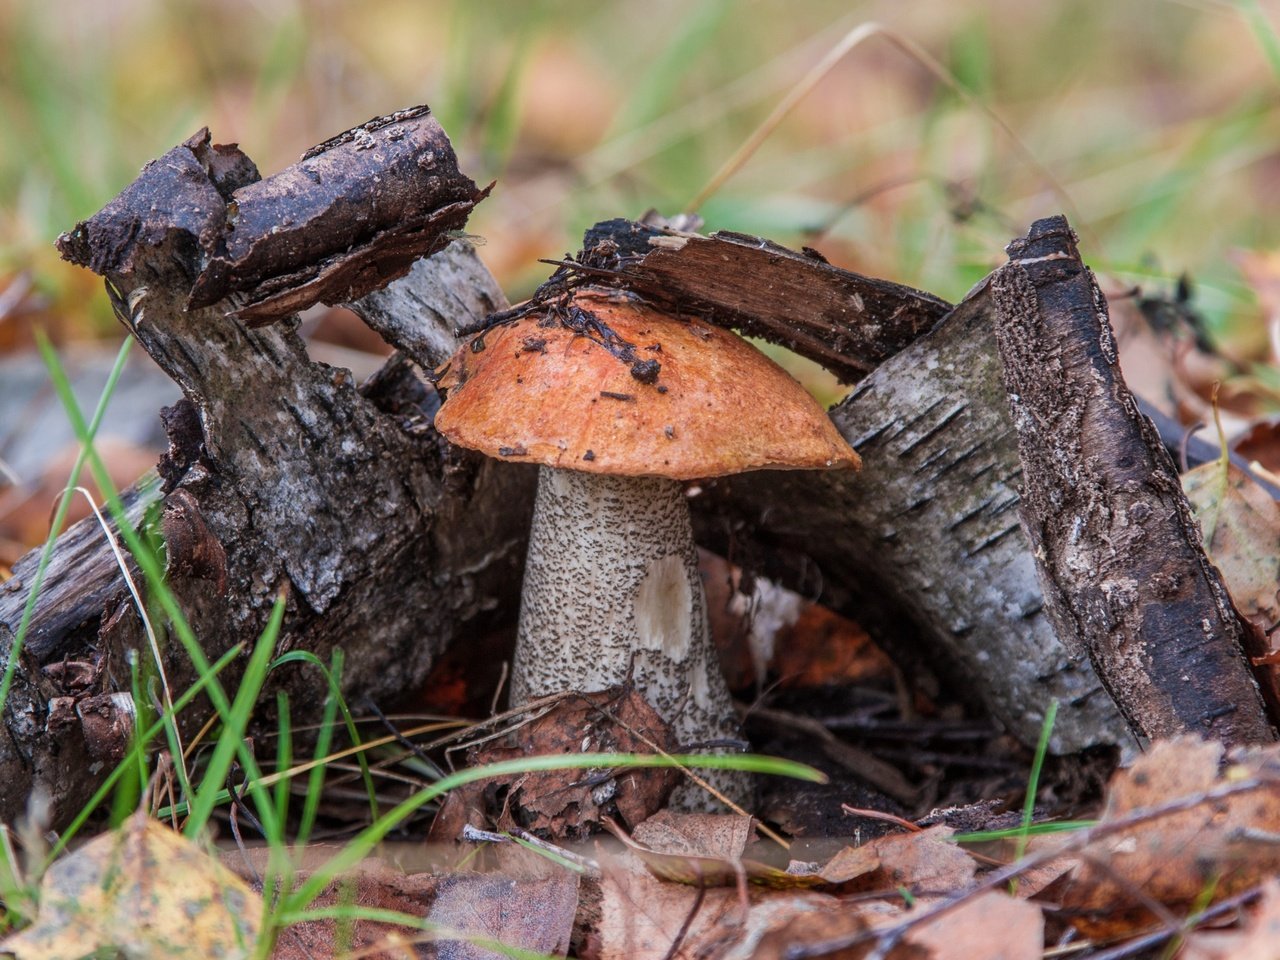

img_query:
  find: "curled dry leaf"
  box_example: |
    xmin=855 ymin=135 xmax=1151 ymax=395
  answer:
xmin=2 ymin=812 xmax=260 ymax=960
xmin=1181 ymin=424 xmax=1280 ymax=703
xmin=254 ymin=858 xmax=580 ymax=960
xmin=1232 ymin=418 xmax=1280 ymax=479
xmin=592 ymin=844 xmax=1036 ymax=960
xmin=590 ymin=854 xmax=754 ymax=960
xmin=632 ymin=810 xmax=753 ymax=863
xmin=607 ymin=811 xmax=828 ymax=891
xmin=821 ymin=824 xmax=978 ymax=893
xmin=1062 ymin=737 xmax=1280 ymax=934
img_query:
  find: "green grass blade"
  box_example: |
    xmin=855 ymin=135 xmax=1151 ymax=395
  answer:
xmin=274 ymin=692 xmax=294 ymax=829
xmin=1010 ymin=698 xmax=1058 ymax=892
xmin=184 ymin=594 xmax=287 ymax=838
xmin=951 ymin=820 xmax=1095 ymax=844
xmin=270 ymin=650 xmax=380 ymax=826
xmin=297 ymin=652 xmax=341 ymax=847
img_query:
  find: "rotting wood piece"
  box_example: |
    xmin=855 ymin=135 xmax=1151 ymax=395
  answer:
xmin=991 ymin=216 xmax=1276 ymax=746
xmin=477 ymin=216 xmax=952 ymax=384
xmin=59 ymin=106 xmax=488 ymax=328
xmin=0 ymin=124 xmax=532 ymax=828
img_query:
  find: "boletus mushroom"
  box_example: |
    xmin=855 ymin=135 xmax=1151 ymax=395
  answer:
xmin=434 ymin=288 xmax=859 ymax=806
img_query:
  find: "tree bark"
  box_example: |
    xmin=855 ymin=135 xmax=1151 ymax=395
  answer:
xmin=690 ymin=282 xmax=1134 ymax=755
xmin=484 ymin=217 xmax=952 ymax=384
xmin=990 ymin=216 xmax=1276 ymax=746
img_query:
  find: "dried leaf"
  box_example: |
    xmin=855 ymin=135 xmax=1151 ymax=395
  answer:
xmin=1182 ymin=434 xmax=1280 ymax=628
xmin=429 ymin=687 xmax=678 ymax=845
xmin=901 ymin=891 xmax=1043 ymax=960
xmin=842 ymin=825 xmax=978 ymax=894
xmin=816 ymin=843 xmax=881 ymax=885
xmin=1232 ymin=419 xmax=1280 ymax=478
xmin=593 ymin=856 xmax=742 ymax=960
xmin=608 ymin=814 xmax=826 ymax=890
xmin=632 ymin=811 xmax=753 ymax=862
xmin=423 ymin=872 xmax=579 ymax=960
xmin=1063 ymin=737 xmax=1280 ymax=934
xmin=263 ymin=859 xmax=578 ymax=960
xmin=3 ymin=812 xmax=260 ymax=960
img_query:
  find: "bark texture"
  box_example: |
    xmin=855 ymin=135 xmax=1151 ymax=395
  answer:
xmin=349 ymin=244 xmax=508 ymax=371
xmin=484 ymin=218 xmax=952 ymax=383
xmin=514 ymin=469 xmax=746 ymax=807
xmin=990 ymin=216 xmax=1276 ymax=746
xmin=0 ymin=118 xmax=531 ymax=826
xmin=690 ymin=286 xmax=1133 ymax=755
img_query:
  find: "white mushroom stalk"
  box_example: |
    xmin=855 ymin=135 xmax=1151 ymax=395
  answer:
xmin=515 ymin=469 xmax=738 ymax=804
xmin=435 ymin=288 xmax=859 ymax=809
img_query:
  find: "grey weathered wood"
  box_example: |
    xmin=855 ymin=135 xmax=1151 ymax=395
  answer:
xmin=3 ymin=481 xmax=155 ymax=665
xmin=347 ymin=245 xmax=507 ymax=371
xmin=691 ymin=283 xmax=1133 ymax=755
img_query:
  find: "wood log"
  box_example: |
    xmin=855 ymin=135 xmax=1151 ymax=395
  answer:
xmin=475 ymin=217 xmax=952 ymax=384
xmin=990 ymin=216 xmax=1276 ymax=745
xmin=0 ymin=122 xmax=533 ymax=828
xmin=689 ymin=282 xmax=1134 ymax=755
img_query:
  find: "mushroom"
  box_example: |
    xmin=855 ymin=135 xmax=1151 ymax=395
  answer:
xmin=434 ymin=288 xmax=859 ymax=806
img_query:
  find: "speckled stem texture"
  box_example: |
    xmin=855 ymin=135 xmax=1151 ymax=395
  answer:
xmin=991 ymin=216 xmax=1275 ymax=746
xmin=513 ymin=468 xmax=747 ymax=806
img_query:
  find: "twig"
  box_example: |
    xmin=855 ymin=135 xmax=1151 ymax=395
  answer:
xmin=459 ymin=823 xmax=599 ymax=873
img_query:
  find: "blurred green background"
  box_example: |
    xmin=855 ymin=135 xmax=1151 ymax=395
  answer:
xmin=1 ymin=0 xmax=1278 ymax=355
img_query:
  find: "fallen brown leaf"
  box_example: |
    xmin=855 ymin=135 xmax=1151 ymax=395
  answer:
xmin=608 ymin=812 xmax=827 ymax=890
xmin=1182 ymin=435 xmax=1280 ymax=630
xmin=840 ymin=824 xmax=978 ymax=894
xmin=590 ymin=854 xmax=742 ymax=960
xmin=430 ymin=686 xmax=678 ymax=845
xmin=1062 ymin=737 xmax=1280 ymax=935
xmin=899 ymin=890 xmax=1043 ymax=960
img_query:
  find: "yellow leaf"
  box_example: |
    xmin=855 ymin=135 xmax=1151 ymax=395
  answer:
xmin=3 ymin=812 xmax=261 ymax=960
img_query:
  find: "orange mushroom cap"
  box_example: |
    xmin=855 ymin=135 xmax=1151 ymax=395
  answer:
xmin=434 ymin=289 xmax=860 ymax=481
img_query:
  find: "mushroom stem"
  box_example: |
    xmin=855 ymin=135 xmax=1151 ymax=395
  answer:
xmin=512 ymin=467 xmax=748 ymax=807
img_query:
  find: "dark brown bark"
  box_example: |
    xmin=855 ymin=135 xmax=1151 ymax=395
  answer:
xmin=990 ymin=216 xmax=1276 ymax=746
xmin=59 ymin=108 xmax=487 ymax=328
xmin=0 ymin=123 xmax=532 ymax=828
xmin=492 ymin=217 xmax=952 ymax=384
